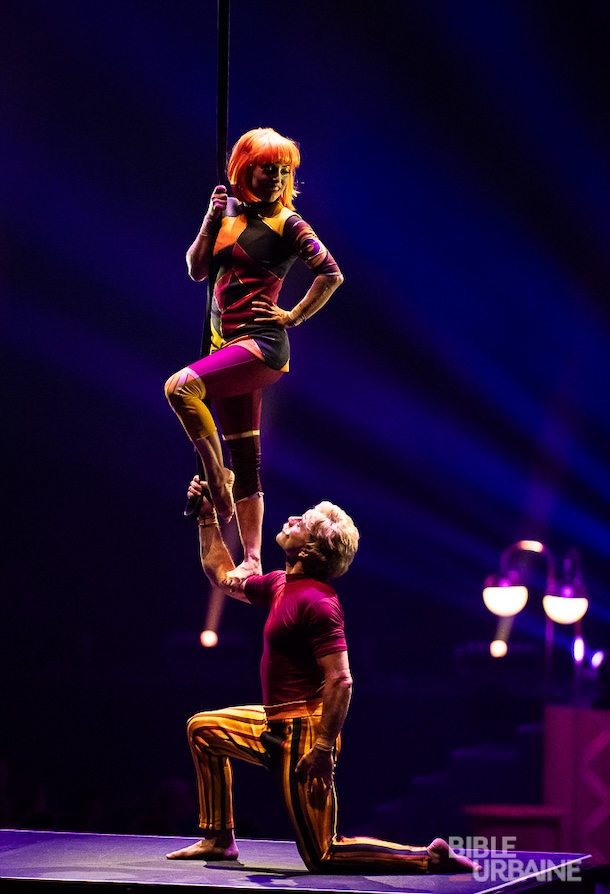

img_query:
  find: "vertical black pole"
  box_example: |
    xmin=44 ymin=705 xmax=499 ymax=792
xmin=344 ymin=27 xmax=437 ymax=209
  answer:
xmin=198 ymin=0 xmax=233 ymax=638
xmin=199 ymin=0 xmax=230 ymax=361
xmin=216 ymin=0 xmax=230 ymax=185
xmin=185 ymin=0 xmax=231 ymax=519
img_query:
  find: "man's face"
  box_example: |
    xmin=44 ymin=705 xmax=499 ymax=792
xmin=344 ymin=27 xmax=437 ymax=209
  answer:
xmin=276 ymin=515 xmax=311 ymax=558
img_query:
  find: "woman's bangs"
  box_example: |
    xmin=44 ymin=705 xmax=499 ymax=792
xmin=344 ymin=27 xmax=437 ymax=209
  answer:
xmin=254 ymin=138 xmax=300 ymax=169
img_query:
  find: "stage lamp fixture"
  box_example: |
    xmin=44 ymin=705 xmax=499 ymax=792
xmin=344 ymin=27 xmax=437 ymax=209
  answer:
xmin=542 ymin=547 xmax=589 ymax=624
xmin=483 ymin=541 xmax=589 ymax=624
xmin=482 ymin=540 xmax=552 ymax=617
xmin=483 ymin=573 xmax=528 ymax=617
xmin=483 ymin=540 xmax=590 ymax=702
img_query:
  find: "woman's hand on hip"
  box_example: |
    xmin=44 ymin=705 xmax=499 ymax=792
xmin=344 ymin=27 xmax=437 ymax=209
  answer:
xmin=252 ymin=299 xmax=293 ymax=328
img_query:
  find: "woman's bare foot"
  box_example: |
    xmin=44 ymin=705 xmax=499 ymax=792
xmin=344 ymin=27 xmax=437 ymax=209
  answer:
xmin=225 ymin=557 xmax=262 ymax=583
xmin=207 ymin=469 xmax=235 ymax=523
xmin=427 ymin=838 xmax=481 ymax=873
xmin=166 ymin=835 xmax=239 ymax=861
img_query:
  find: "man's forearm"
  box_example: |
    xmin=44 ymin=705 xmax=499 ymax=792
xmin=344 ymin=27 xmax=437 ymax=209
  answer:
xmin=198 ymin=520 xmax=232 ymax=583
xmin=315 ymin=675 xmax=352 ymax=751
xmin=198 ymin=519 xmax=249 ymax=602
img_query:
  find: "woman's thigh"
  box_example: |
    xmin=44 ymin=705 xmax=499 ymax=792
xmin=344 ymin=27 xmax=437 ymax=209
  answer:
xmin=189 ymin=345 xmax=282 ymax=401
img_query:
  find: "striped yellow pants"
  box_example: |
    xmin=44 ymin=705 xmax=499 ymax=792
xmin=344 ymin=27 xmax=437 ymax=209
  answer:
xmin=185 ymin=699 xmax=429 ymax=873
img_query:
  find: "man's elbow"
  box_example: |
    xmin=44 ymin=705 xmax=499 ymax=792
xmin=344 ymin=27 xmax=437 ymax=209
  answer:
xmin=203 ymin=565 xmax=248 ymax=601
xmin=331 ymin=670 xmax=353 ymax=691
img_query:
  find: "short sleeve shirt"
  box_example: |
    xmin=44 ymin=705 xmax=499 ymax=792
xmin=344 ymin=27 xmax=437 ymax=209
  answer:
xmin=245 ymin=571 xmax=347 ymax=705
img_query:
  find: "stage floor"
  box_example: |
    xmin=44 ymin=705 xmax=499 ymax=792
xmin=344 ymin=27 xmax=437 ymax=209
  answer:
xmin=0 ymin=829 xmax=591 ymax=893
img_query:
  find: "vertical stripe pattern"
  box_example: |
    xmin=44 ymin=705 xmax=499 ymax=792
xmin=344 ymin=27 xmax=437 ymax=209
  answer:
xmin=186 ymin=701 xmax=429 ymax=872
xmin=187 ymin=705 xmax=269 ymax=831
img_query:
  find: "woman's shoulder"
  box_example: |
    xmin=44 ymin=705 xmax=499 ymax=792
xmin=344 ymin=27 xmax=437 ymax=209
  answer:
xmin=276 ymin=206 xmax=301 ymax=226
xmin=259 ymin=205 xmax=300 ymax=238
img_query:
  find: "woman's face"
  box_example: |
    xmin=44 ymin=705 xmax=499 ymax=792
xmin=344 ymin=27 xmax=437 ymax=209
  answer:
xmin=250 ymin=161 xmax=291 ymax=202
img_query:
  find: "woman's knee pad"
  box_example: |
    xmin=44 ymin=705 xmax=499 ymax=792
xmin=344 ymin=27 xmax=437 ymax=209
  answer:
xmin=164 ymin=367 xmax=206 ymax=409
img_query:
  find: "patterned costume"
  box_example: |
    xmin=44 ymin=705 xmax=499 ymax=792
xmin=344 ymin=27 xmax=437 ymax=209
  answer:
xmin=166 ymin=200 xmax=341 ymax=501
xmin=185 ymin=572 xmax=431 ymax=873
xmin=210 ymin=198 xmax=340 ymax=369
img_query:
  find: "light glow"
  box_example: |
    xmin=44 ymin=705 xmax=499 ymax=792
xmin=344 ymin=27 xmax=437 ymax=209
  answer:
xmin=591 ymin=650 xmax=605 ymax=669
xmin=483 ymin=585 xmax=528 ymax=617
xmin=542 ymin=595 xmax=588 ymax=624
xmin=200 ymin=629 xmax=219 ymax=648
xmin=517 ymin=540 xmax=544 ymax=553
xmin=490 ymin=639 xmax=508 ymax=658
xmin=572 ymin=636 xmax=585 ymax=663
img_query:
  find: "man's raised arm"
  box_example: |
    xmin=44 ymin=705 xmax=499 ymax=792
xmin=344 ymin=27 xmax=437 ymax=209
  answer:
xmin=188 ymin=476 xmax=249 ymax=602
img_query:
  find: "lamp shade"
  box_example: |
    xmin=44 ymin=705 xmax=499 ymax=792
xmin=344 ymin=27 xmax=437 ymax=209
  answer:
xmin=483 ymin=577 xmax=528 ymax=617
xmin=542 ymin=594 xmax=588 ymax=624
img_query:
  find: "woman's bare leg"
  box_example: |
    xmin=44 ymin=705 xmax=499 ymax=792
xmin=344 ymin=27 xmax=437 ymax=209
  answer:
xmin=226 ymin=493 xmax=264 ymax=581
xmin=192 ymin=432 xmax=235 ymax=522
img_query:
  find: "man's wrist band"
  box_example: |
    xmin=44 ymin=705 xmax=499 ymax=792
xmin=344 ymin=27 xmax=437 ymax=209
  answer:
xmin=313 ymin=740 xmax=334 ymax=752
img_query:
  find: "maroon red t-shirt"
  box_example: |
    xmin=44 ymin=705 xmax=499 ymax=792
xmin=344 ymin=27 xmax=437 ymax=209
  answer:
xmin=244 ymin=571 xmax=347 ymax=706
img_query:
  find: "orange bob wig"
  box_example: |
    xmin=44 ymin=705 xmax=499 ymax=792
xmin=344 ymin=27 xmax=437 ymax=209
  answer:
xmin=227 ymin=127 xmax=300 ymax=209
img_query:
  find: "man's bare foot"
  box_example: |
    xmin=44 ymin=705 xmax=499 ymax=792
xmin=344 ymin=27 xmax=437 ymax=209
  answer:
xmin=166 ymin=836 xmax=239 ymax=861
xmin=225 ymin=557 xmax=262 ymax=583
xmin=207 ymin=469 xmax=235 ymax=523
xmin=427 ymin=838 xmax=481 ymax=873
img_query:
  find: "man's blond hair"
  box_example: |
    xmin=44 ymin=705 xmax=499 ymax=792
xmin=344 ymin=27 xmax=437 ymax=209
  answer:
xmin=300 ymin=501 xmax=359 ymax=580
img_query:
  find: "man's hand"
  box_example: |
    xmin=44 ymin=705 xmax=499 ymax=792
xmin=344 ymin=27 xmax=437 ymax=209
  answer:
xmin=295 ymin=746 xmax=334 ymax=798
xmin=191 ymin=476 xmax=249 ymax=599
xmin=187 ymin=475 xmax=214 ymax=517
xmin=187 ymin=475 xmax=203 ymax=500
xmin=190 ymin=475 xmax=244 ymax=593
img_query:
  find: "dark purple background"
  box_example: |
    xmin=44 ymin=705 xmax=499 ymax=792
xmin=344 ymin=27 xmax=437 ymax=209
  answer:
xmin=2 ymin=0 xmax=609 ymax=840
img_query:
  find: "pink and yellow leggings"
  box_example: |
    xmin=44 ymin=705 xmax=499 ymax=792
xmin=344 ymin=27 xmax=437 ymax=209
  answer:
xmin=164 ymin=345 xmax=283 ymax=500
